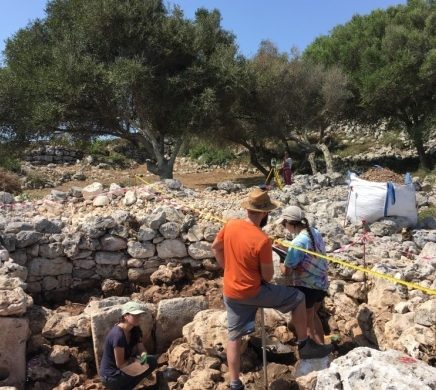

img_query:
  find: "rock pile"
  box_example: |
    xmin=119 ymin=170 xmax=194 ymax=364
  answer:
xmin=360 ymin=167 xmax=404 ymax=183
xmin=0 ymin=170 xmax=435 ymax=389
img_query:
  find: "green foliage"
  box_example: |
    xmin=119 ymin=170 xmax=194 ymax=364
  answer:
xmin=106 ymin=151 xmax=130 ymax=167
xmin=0 ymin=0 xmax=239 ymax=179
xmin=188 ymin=142 xmax=234 ymax=165
xmin=334 ymin=142 xmax=374 ymax=158
xmin=88 ymin=140 xmax=109 ymax=156
xmin=0 ymin=156 xmax=21 ymax=173
xmin=25 ymin=172 xmax=51 ymax=189
xmin=305 ymin=0 xmax=436 ymax=168
xmin=418 ymin=205 xmax=436 ymax=220
xmin=380 ymin=131 xmax=406 ymax=148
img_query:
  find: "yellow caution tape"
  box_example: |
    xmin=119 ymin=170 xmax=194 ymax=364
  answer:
xmin=133 ymin=175 xmax=435 ymax=296
xmin=275 ymin=239 xmax=436 ymax=296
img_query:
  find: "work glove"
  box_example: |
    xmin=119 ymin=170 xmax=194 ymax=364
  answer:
xmin=138 ymin=352 xmax=148 ymax=365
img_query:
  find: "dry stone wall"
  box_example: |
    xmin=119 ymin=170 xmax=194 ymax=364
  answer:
xmin=24 ymin=145 xmax=82 ymax=165
xmin=0 ymin=207 xmax=219 ymax=297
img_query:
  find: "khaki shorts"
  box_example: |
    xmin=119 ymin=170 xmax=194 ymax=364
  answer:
xmin=224 ymin=283 xmax=305 ymax=341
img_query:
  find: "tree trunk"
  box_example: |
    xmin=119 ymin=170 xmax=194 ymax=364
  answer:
xmin=317 ymin=143 xmax=335 ymax=174
xmin=308 ymin=152 xmax=318 ymax=175
xmin=146 ymin=159 xmax=174 ymax=179
xmin=411 ymin=134 xmax=433 ymax=170
xmin=248 ymin=149 xmax=269 ymax=176
xmin=405 ymin=123 xmax=433 ymax=170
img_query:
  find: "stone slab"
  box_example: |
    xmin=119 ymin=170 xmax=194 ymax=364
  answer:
xmin=0 ymin=317 xmax=29 ymax=390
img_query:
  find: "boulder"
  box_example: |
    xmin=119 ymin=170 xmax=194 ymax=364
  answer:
xmin=127 ymin=241 xmax=155 ymax=259
xmin=315 ymin=347 xmax=436 ymax=390
xmin=183 ymin=309 xmax=238 ymax=359
xmin=93 ymin=195 xmax=110 ymax=207
xmin=159 ymin=222 xmax=180 ymax=239
xmin=155 ymin=296 xmax=208 ymax=352
xmin=0 ymin=317 xmax=29 ymax=389
xmin=188 ymin=241 xmax=213 ymax=260
xmin=123 ymin=190 xmax=137 ymax=206
xmin=414 ymin=299 xmax=436 ymax=327
xmin=28 ymin=257 xmax=73 ymax=276
xmin=82 ymin=182 xmax=103 ymax=200
xmin=99 ymin=235 xmax=127 ymax=251
xmin=150 ymin=264 xmax=185 ymax=285
xmin=156 ymin=239 xmax=187 ymax=258
xmin=49 ymin=345 xmax=71 ymax=365
xmin=0 ymin=277 xmax=33 ymax=316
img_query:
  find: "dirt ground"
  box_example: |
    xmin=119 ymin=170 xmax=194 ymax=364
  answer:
xmin=25 ymin=162 xmax=264 ymax=198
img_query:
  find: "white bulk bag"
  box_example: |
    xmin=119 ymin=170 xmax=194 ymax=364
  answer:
xmin=346 ymin=173 xmax=417 ymax=225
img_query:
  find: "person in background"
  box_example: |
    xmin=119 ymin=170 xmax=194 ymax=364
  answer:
xmin=100 ymin=301 xmax=157 ymax=390
xmin=277 ymin=206 xmax=329 ymax=344
xmin=212 ymin=189 xmax=333 ymax=390
xmin=282 ymin=151 xmax=293 ymax=185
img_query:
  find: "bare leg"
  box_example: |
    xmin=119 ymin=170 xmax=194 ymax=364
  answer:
xmin=313 ymin=302 xmax=325 ymax=344
xmin=227 ymin=338 xmax=242 ymax=381
xmin=291 ymin=300 xmax=308 ymax=341
xmin=306 ymin=306 xmax=316 ymax=340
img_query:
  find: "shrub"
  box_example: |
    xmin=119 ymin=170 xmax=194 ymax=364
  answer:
xmin=0 ymin=169 xmax=22 ymax=194
xmin=0 ymin=156 xmax=21 ymax=173
xmin=88 ymin=139 xmax=109 ymax=156
xmin=25 ymin=171 xmax=51 ymax=189
xmin=380 ymin=131 xmax=405 ymax=149
xmin=188 ymin=142 xmax=234 ymax=165
xmin=107 ymin=151 xmax=130 ymax=167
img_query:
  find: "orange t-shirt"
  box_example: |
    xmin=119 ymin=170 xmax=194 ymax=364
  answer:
xmin=216 ymin=219 xmax=272 ymax=300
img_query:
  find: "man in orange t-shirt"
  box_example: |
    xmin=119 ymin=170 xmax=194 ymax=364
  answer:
xmin=212 ymin=188 xmax=333 ymax=390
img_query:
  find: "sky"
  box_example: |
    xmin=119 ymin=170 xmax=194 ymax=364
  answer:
xmin=0 ymin=0 xmax=407 ymax=61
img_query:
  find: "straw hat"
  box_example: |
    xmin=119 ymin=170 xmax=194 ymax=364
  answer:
xmin=241 ymin=188 xmax=279 ymax=212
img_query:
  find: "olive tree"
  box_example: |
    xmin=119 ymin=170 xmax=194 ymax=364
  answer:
xmin=1 ymin=0 xmax=238 ymax=178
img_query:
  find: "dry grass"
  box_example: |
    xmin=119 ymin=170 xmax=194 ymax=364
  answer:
xmin=0 ymin=168 xmax=22 ymax=194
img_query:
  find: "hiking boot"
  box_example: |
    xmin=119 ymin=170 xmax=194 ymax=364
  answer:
xmin=230 ymin=381 xmax=245 ymax=390
xmin=298 ymin=338 xmax=334 ymax=359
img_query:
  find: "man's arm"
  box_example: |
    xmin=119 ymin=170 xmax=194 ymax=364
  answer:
xmin=259 ymin=239 xmax=274 ymax=282
xmin=260 ymin=263 xmax=274 ymax=282
xmin=211 ymin=238 xmax=225 ymax=269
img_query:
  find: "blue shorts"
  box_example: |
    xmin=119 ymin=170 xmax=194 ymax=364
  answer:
xmin=224 ymin=283 xmax=305 ymax=341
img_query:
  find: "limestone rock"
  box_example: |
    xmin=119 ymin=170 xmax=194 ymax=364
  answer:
xmin=315 ymin=347 xmax=436 ymax=390
xmin=0 ymin=317 xmax=29 ymax=389
xmin=123 ymin=190 xmax=137 ymax=206
xmin=99 ymin=235 xmax=127 ymax=251
xmin=156 ymin=239 xmax=187 ymax=258
xmin=414 ymin=299 xmax=436 ymax=327
xmin=28 ymin=257 xmax=73 ymax=276
xmin=0 ymin=277 xmax=33 ymax=316
xmin=82 ymin=182 xmax=103 ymax=200
xmin=101 ymin=279 xmax=125 ymax=297
xmin=93 ymin=195 xmax=110 ymax=207
xmin=49 ymin=345 xmax=71 ymax=365
xmin=150 ymin=263 xmax=185 ymax=285
xmin=182 ymin=368 xmax=221 ymax=390
xmin=183 ymin=309 xmax=236 ymax=359
xmin=127 ymin=241 xmax=155 ymax=258
xmin=15 ymin=231 xmax=43 ymax=248
xmin=188 ymin=241 xmax=213 ymax=260
xmin=159 ymin=222 xmax=180 ymax=239
xmin=155 ymin=296 xmax=208 ymax=352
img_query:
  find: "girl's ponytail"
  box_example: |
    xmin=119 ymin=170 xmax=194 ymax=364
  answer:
xmin=301 ymin=217 xmax=317 ymax=252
